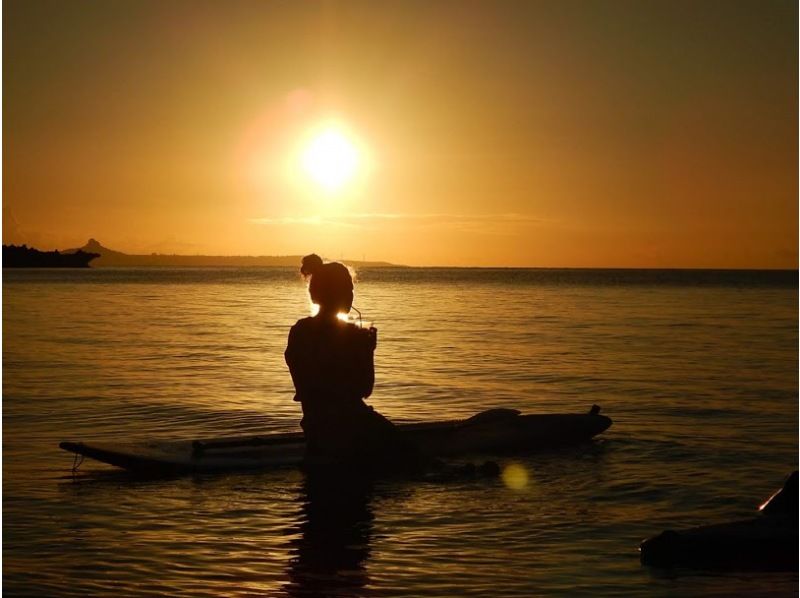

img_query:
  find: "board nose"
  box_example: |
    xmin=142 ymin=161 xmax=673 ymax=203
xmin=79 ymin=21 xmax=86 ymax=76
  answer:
xmin=59 ymin=441 xmax=82 ymax=453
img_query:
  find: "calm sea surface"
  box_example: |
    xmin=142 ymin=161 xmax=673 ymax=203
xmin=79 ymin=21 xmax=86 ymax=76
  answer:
xmin=3 ymin=267 xmax=798 ymax=597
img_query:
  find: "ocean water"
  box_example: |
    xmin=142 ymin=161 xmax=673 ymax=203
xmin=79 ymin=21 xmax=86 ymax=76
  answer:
xmin=3 ymin=267 xmax=797 ymax=597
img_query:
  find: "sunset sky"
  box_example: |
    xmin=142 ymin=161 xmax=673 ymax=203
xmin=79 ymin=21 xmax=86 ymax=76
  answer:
xmin=3 ymin=0 xmax=797 ymax=267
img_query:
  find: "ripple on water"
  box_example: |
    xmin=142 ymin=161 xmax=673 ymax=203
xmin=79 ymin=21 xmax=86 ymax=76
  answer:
xmin=3 ymin=268 xmax=797 ymax=597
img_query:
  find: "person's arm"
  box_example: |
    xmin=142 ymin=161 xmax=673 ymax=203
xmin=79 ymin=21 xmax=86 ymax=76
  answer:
xmin=357 ymin=327 xmax=377 ymax=398
xmin=285 ymin=324 xmax=312 ymax=400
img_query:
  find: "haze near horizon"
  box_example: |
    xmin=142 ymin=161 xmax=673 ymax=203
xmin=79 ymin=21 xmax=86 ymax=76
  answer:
xmin=3 ymin=0 xmax=797 ymax=268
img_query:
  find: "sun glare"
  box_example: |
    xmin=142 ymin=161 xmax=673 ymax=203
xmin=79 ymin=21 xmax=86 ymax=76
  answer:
xmin=308 ymin=301 xmax=352 ymax=322
xmin=301 ymin=126 xmax=360 ymax=193
xmin=501 ymin=462 xmax=530 ymax=490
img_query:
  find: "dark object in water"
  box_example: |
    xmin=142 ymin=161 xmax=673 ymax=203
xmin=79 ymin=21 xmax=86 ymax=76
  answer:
xmin=3 ymin=244 xmax=99 ymax=268
xmin=640 ymin=471 xmax=798 ymax=571
xmin=59 ymin=406 xmax=612 ymax=476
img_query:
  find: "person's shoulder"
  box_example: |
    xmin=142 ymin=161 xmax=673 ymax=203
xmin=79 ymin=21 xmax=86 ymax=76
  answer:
xmin=344 ymin=322 xmax=374 ymax=345
xmin=341 ymin=321 xmax=364 ymax=335
xmin=289 ymin=317 xmax=315 ymax=337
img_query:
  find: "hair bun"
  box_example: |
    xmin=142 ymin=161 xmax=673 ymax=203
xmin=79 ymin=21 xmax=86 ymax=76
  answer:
xmin=300 ymin=253 xmax=324 ymax=277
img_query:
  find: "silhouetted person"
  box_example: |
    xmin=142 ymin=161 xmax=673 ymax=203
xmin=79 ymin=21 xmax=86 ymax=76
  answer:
xmin=285 ymin=254 xmax=410 ymax=467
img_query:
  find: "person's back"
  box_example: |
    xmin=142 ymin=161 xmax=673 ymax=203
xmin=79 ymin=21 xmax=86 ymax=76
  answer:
xmin=286 ymin=315 xmax=376 ymax=407
xmin=285 ymin=254 xmax=404 ymax=464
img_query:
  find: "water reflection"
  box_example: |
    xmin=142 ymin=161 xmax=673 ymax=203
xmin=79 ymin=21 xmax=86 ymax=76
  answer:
xmin=284 ymin=469 xmax=376 ymax=597
xmin=6 ymin=267 xmax=798 ymax=596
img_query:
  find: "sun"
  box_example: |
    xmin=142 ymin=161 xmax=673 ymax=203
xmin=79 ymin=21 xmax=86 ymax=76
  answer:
xmin=300 ymin=125 xmax=360 ymax=193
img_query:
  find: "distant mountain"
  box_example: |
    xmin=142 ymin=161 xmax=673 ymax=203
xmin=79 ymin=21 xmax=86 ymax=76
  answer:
xmin=75 ymin=238 xmax=129 ymax=261
xmin=62 ymin=239 xmax=398 ymax=268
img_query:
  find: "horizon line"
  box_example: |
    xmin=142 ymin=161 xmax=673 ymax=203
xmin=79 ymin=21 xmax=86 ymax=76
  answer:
xmin=2 ymin=241 xmax=796 ymax=272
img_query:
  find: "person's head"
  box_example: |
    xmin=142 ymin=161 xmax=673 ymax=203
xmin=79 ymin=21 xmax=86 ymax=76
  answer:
xmin=301 ymin=254 xmax=354 ymax=314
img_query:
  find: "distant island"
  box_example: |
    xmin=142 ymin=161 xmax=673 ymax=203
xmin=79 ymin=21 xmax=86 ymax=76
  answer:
xmin=49 ymin=239 xmax=399 ymax=268
xmin=3 ymin=244 xmax=100 ymax=268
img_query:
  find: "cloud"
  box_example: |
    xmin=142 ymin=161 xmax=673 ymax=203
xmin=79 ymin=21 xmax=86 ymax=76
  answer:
xmin=249 ymin=212 xmax=546 ymax=235
xmin=3 ymin=205 xmax=30 ymax=245
xmin=249 ymin=215 xmax=360 ymax=228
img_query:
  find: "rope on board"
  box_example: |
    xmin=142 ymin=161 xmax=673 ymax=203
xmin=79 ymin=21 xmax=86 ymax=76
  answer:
xmin=71 ymin=452 xmax=85 ymax=475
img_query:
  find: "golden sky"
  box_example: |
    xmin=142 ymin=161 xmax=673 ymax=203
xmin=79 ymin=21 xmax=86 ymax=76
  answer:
xmin=3 ymin=0 xmax=797 ymax=267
